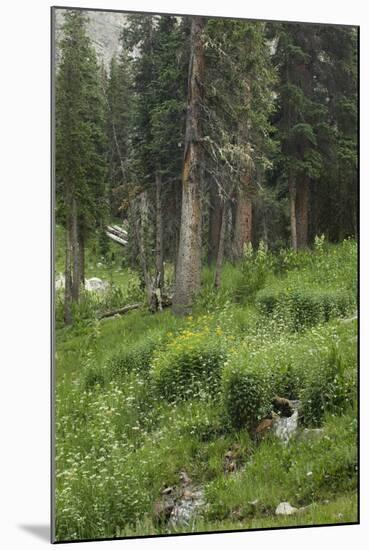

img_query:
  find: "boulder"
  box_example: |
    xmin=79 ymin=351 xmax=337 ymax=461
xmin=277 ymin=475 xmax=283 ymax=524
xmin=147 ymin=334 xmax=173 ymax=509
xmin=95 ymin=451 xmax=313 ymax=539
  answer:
xmin=275 ymin=502 xmax=298 ymax=516
xmin=273 ymin=409 xmax=299 ymax=443
xmin=85 ymin=277 xmax=108 ymax=292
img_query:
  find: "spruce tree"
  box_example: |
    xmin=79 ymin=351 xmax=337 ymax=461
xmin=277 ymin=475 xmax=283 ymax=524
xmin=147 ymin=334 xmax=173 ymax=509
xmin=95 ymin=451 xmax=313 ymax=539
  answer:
xmin=56 ymin=10 xmax=107 ymax=323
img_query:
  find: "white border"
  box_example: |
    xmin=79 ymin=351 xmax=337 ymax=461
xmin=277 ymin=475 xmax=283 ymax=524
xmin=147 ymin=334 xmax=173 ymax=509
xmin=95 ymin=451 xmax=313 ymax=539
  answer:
xmin=1 ymin=1 xmax=367 ymax=548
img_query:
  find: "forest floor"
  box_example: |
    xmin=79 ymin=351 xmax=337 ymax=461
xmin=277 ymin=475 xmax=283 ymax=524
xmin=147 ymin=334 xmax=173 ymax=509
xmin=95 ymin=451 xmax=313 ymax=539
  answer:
xmin=54 ymin=229 xmax=358 ymax=542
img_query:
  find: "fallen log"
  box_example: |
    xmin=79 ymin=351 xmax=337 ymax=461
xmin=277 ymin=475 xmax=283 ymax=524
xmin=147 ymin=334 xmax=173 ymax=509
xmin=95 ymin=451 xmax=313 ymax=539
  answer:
xmin=111 ymin=224 xmax=128 ymax=237
xmin=107 ymin=224 xmax=128 ymax=238
xmin=98 ymin=303 xmax=141 ymax=320
xmin=105 ymin=230 xmax=128 ymax=246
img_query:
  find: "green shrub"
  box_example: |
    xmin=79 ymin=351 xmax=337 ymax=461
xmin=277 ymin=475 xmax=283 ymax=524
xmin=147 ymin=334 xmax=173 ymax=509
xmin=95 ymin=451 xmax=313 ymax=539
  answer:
xmin=151 ymin=329 xmax=227 ymax=401
xmin=301 ymin=344 xmax=357 ymax=426
xmin=255 ymin=288 xmax=283 ymax=315
xmin=226 ymin=319 xmax=357 ymax=423
xmin=222 ymin=351 xmax=273 ymax=430
xmin=83 ymin=365 xmax=107 ymax=390
xmin=256 ymin=287 xmax=355 ymax=331
xmin=106 ymin=336 xmax=159 ymax=379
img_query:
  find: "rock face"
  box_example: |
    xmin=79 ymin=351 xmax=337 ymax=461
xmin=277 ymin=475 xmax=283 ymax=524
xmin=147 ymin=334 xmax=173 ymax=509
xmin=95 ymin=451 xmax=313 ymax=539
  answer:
xmin=54 ymin=8 xmax=127 ymax=67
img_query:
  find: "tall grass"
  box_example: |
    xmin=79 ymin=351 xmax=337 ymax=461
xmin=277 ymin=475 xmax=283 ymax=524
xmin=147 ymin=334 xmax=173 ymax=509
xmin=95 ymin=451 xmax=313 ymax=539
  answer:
xmin=54 ymin=238 xmax=358 ymax=541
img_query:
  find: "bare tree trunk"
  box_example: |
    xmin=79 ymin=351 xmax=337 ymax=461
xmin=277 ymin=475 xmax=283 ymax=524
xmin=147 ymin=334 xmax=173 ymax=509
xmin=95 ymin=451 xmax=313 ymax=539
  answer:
xmin=71 ymin=196 xmax=80 ymax=302
xmin=173 ymin=16 xmax=205 ymax=316
xmin=296 ymin=177 xmax=309 ymax=248
xmin=214 ymin=201 xmax=227 ymax=289
xmin=64 ymin=207 xmax=73 ymax=325
xmin=131 ymin=193 xmax=152 ymax=304
xmin=289 ymin=176 xmax=298 ymax=251
xmin=208 ymin=182 xmax=222 ymax=264
xmin=232 ymin=178 xmax=252 ymax=261
xmin=155 ymin=172 xmax=164 ymax=290
xmin=78 ymin=232 xmax=85 ymax=288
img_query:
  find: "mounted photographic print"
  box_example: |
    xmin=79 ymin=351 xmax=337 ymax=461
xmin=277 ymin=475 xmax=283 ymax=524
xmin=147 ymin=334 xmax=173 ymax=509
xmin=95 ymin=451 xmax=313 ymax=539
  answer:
xmin=51 ymin=5 xmax=359 ymax=543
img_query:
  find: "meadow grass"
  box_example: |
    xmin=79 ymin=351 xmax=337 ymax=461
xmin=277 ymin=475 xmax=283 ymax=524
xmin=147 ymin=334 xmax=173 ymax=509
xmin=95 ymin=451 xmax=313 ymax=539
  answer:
xmin=54 ymin=236 xmax=358 ymax=541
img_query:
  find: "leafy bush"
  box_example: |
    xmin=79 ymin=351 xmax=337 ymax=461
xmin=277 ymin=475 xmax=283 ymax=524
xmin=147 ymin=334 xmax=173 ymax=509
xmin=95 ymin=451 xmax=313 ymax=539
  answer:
xmin=256 ymin=287 xmax=355 ymax=331
xmin=151 ymin=329 xmax=227 ymax=401
xmin=255 ymin=288 xmax=283 ymax=315
xmin=222 ymin=351 xmax=273 ymax=430
xmin=301 ymin=344 xmax=357 ymax=426
xmin=106 ymin=335 xmax=159 ymax=379
xmin=221 ymin=319 xmax=357 ymax=428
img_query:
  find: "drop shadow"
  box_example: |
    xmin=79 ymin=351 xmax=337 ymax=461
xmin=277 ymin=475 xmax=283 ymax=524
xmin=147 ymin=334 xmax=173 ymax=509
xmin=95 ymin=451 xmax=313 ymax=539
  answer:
xmin=18 ymin=524 xmax=50 ymax=542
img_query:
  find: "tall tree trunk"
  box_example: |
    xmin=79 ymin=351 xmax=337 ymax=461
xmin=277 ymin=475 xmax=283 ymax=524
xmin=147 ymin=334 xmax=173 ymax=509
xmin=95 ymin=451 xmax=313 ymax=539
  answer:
xmin=232 ymin=176 xmax=252 ymax=261
xmin=289 ymin=176 xmax=298 ymax=251
xmin=64 ymin=207 xmax=73 ymax=325
xmin=131 ymin=193 xmax=152 ymax=303
xmin=208 ymin=182 xmax=222 ymax=264
xmin=71 ymin=196 xmax=80 ymax=302
xmin=296 ymin=177 xmax=309 ymax=248
xmin=155 ymin=172 xmax=164 ymax=290
xmin=78 ymin=232 xmax=85 ymax=288
xmin=214 ymin=201 xmax=227 ymax=289
xmin=173 ymin=16 xmax=205 ymax=316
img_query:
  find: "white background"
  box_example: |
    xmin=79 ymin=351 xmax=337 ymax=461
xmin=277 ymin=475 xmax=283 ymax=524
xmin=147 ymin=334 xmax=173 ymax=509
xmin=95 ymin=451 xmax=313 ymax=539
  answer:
xmin=0 ymin=0 xmax=367 ymax=548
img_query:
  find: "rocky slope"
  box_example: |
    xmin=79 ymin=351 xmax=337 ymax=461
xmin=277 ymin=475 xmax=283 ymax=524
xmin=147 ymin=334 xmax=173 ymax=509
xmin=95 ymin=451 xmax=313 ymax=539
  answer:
xmin=54 ymin=8 xmax=127 ymax=67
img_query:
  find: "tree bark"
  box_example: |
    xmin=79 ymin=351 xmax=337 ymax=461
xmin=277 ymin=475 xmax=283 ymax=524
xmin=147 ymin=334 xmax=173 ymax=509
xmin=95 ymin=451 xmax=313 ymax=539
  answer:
xmin=296 ymin=177 xmax=309 ymax=248
xmin=289 ymin=176 xmax=298 ymax=251
xmin=173 ymin=16 xmax=205 ymax=316
xmin=214 ymin=201 xmax=227 ymax=289
xmin=208 ymin=182 xmax=222 ymax=264
xmin=64 ymin=206 xmax=73 ymax=325
xmin=131 ymin=193 xmax=152 ymax=303
xmin=155 ymin=172 xmax=164 ymax=290
xmin=232 ymin=177 xmax=252 ymax=261
xmin=78 ymin=232 xmax=85 ymax=288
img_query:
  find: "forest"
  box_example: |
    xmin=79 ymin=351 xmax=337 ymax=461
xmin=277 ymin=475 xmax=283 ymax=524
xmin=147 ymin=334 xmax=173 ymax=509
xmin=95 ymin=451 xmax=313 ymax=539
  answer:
xmin=53 ymin=8 xmax=358 ymax=543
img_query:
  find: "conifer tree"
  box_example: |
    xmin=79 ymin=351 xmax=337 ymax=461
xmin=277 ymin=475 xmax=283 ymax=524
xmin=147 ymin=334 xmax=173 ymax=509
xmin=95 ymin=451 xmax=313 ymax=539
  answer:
xmin=56 ymin=10 xmax=107 ymax=323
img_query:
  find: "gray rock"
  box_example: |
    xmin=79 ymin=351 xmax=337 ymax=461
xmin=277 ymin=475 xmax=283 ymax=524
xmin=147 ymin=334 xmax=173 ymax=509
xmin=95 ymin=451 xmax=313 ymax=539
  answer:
xmin=85 ymin=277 xmax=108 ymax=292
xmin=275 ymin=502 xmax=298 ymax=516
xmin=273 ymin=410 xmax=299 ymax=443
